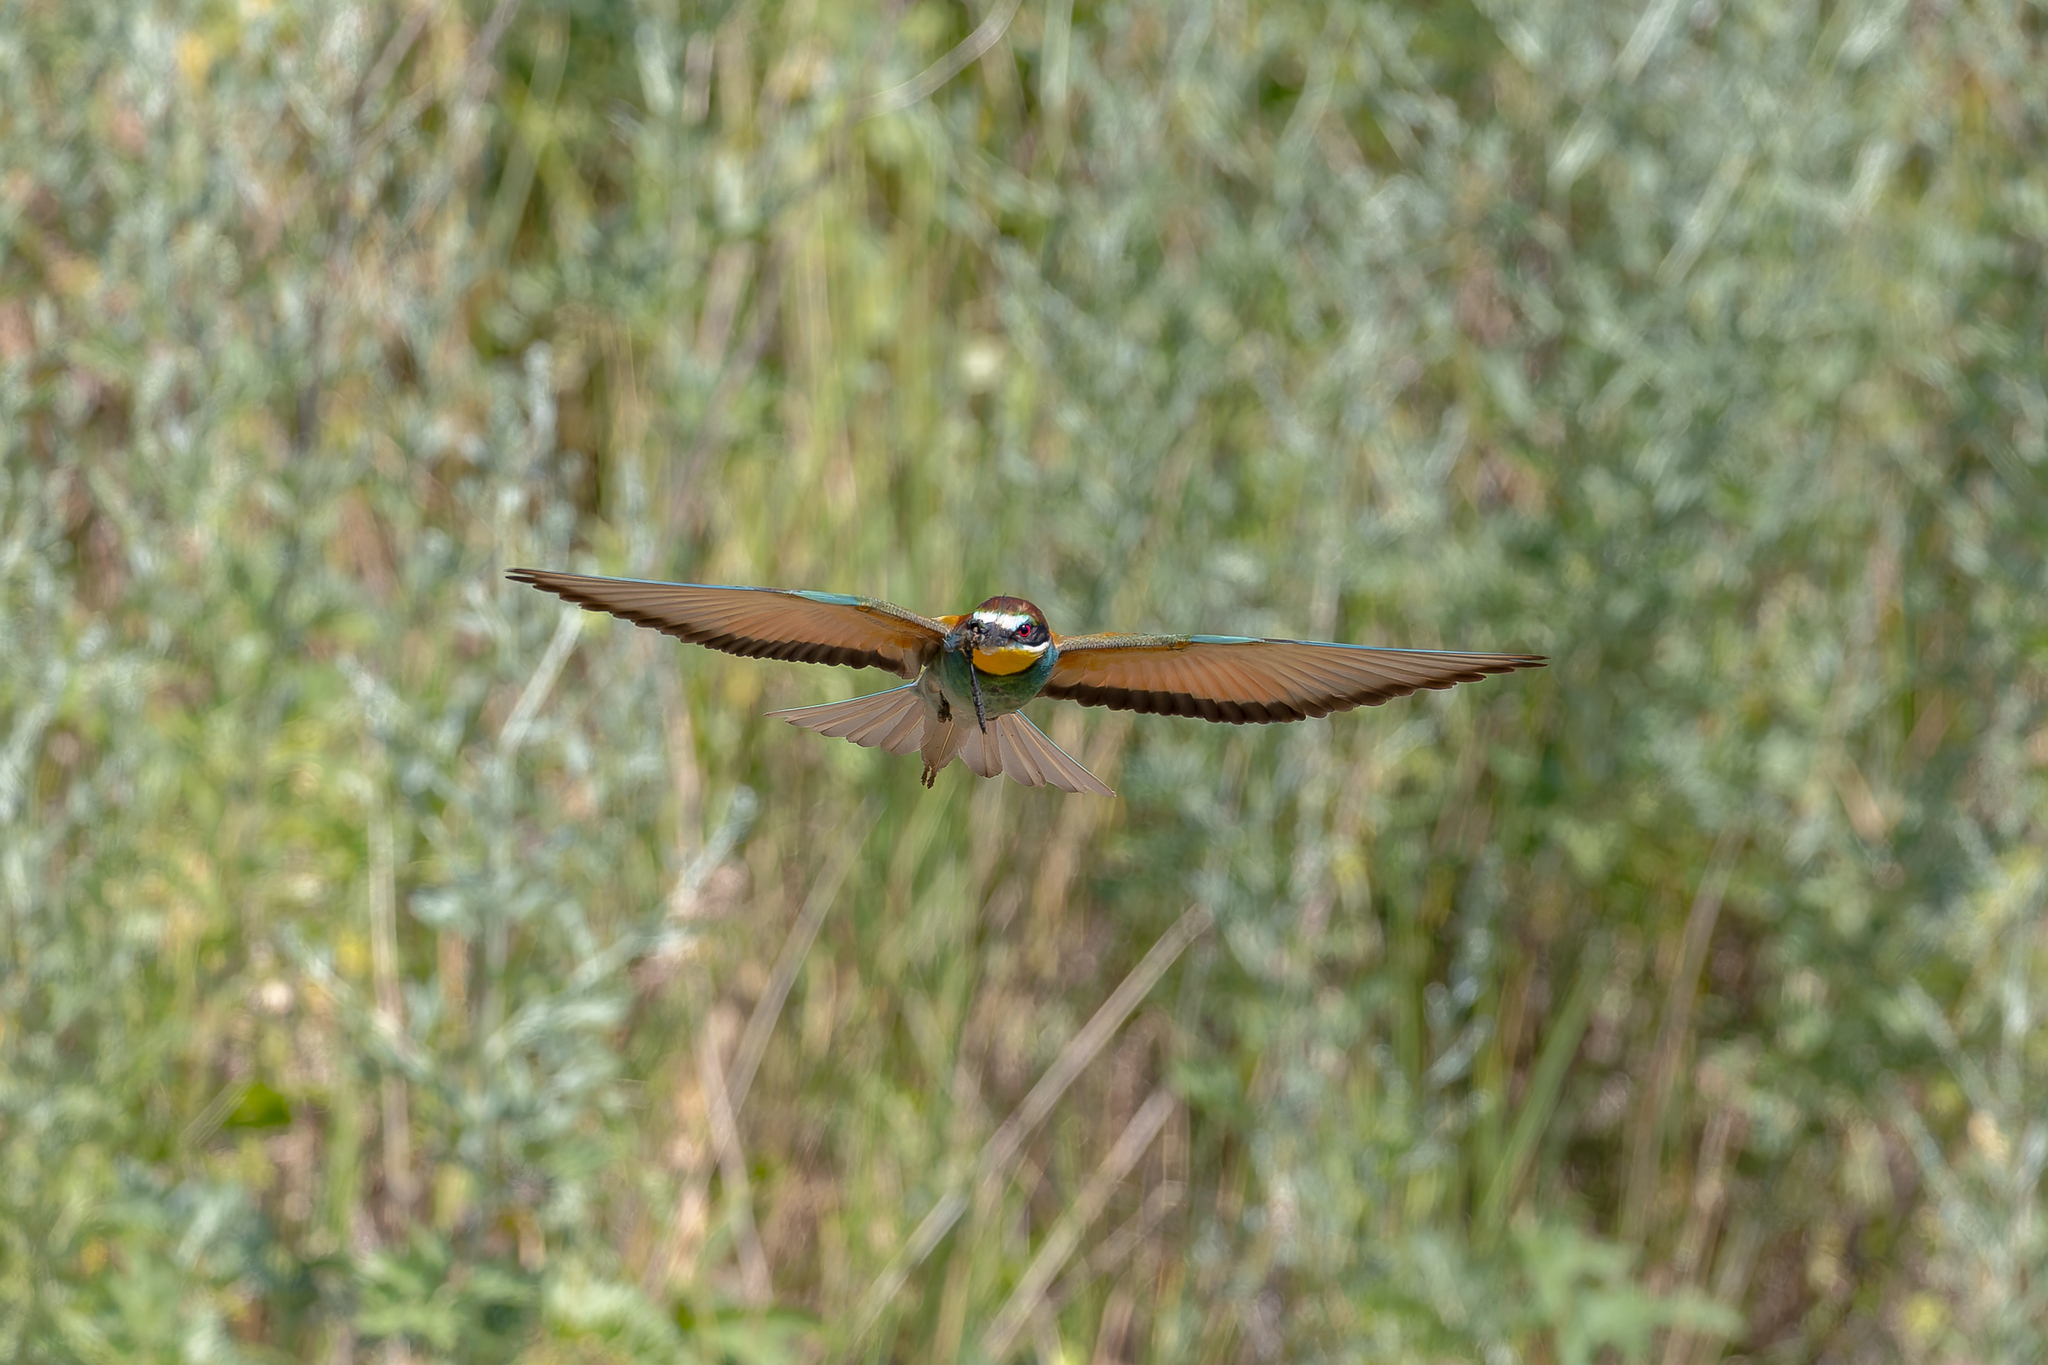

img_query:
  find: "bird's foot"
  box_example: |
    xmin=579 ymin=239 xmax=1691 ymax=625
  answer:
xmin=921 ymin=764 xmax=937 ymax=789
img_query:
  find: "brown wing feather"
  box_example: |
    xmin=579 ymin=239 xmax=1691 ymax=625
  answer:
xmin=1045 ymin=632 xmax=1544 ymax=723
xmin=507 ymin=569 xmax=945 ymax=679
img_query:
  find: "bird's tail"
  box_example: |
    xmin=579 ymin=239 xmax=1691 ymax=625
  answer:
xmin=767 ymin=684 xmax=927 ymax=756
xmin=769 ymin=687 xmax=1113 ymax=796
xmin=955 ymin=713 xmax=1115 ymax=796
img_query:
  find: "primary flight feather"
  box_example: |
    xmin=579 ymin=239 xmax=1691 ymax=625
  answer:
xmin=508 ymin=569 xmax=1544 ymax=796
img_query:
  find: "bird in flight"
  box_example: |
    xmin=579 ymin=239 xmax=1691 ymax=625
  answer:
xmin=508 ymin=569 xmax=1544 ymax=797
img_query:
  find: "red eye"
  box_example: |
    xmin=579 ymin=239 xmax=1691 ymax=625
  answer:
xmin=1017 ymin=622 xmax=1033 ymax=638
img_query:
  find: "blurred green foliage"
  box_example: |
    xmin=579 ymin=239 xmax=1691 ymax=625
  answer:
xmin=4 ymin=0 xmax=2046 ymax=1360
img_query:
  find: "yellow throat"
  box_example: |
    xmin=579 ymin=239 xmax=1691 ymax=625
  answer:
xmin=972 ymin=645 xmax=1043 ymax=676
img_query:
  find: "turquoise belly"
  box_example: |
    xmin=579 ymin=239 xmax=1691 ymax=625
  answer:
xmin=932 ymin=645 xmax=1054 ymax=719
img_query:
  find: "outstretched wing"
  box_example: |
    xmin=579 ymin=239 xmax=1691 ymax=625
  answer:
xmin=1044 ymin=632 xmax=1544 ymax=724
xmin=507 ymin=569 xmax=946 ymax=679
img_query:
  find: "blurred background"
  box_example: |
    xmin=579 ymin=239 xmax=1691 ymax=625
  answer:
xmin=5 ymin=0 xmax=2046 ymax=1360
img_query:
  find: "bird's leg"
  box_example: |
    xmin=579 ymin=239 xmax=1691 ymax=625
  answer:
xmin=969 ymin=664 xmax=989 ymax=732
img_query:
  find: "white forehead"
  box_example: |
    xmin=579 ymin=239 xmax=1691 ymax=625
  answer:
xmin=972 ymin=611 xmax=1037 ymax=631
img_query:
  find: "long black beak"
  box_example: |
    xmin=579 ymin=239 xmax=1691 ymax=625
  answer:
xmin=968 ymin=665 xmax=989 ymax=732
xmin=947 ymin=622 xmax=991 ymax=732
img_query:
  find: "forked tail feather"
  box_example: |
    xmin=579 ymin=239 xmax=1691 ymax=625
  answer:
xmin=955 ymin=713 xmax=1114 ymax=796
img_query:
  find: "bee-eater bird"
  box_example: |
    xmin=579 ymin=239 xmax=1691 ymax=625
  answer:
xmin=507 ymin=569 xmax=1545 ymax=797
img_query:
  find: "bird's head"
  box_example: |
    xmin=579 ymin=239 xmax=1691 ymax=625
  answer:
xmin=951 ymin=596 xmax=1053 ymax=674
